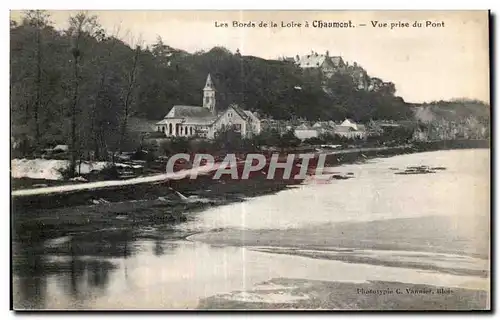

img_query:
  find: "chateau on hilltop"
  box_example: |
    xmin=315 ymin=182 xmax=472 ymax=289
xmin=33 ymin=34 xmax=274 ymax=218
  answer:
xmin=156 ymin=74 xmax=261 ymax=139
xmin=295 ymin=50 xmax=346 ymax=78
xmin=282 ymin=50 xmax=393 ymax=92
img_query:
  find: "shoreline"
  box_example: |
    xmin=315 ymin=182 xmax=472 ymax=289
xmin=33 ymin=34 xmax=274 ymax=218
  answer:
xmin=12 ymin=141 xmax=489 ymax=244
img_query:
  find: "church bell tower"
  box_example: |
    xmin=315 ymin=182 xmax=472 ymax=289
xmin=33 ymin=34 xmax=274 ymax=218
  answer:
xmin=203 ymin=74 xmax=216 ymax=114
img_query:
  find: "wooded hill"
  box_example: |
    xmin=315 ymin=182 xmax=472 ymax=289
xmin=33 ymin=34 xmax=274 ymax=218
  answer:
xmin=411 ymin=99 xmax=490 ymax=124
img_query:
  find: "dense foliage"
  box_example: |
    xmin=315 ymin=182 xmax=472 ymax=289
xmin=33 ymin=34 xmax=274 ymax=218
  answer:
xmin=10 ymin=11 xmax=414 ymax=153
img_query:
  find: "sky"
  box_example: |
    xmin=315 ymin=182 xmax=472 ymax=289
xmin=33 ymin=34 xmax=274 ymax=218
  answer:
xmin=10 ymin=10 xmax=490 ymax=103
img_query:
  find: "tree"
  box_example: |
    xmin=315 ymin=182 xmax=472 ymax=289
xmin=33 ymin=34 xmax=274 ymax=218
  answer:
xmin=254 ymin=128 xmax=281 ymax=147
xmin=66 ymin=12 xmax=102 ymax=175
xmin=119 ymin=44 xmax=141 ymax=152
xmin=278 ymin=129 xmax=301 ymax=150
xmin=88 ymin=34 xmax=118 ymax=160
xmin=213 ymin=125 xmax=244 ymax=151
xmin=19 ymin=10 xmax=51 ymax=146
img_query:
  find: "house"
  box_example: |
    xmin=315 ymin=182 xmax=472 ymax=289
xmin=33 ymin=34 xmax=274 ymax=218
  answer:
xmin=311 ymin=121 xmax=333 ymax=135
xmin=334 ymin=119 xmax=367 ymax=139
xmin=294 ymin=124 xmax=319 ymax=140
xmin=156 ymin=74 xmax=261 ymax=139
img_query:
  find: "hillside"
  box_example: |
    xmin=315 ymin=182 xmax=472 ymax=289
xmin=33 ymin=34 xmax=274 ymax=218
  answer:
xmin=410 ymin=99 xmax=490 ymax=141
xmin=412 ymin=100 xmax=490 ymax=124
xmin=10 ymin=11 xmax=489 ymax=156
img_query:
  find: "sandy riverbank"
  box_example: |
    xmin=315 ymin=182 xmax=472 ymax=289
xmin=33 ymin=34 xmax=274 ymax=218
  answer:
xmin=198 ymin=278 xmax=489 ymax=310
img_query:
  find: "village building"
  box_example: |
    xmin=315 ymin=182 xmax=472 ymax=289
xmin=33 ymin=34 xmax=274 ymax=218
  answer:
xmin=292 ymin=119 xmax=367 ymax=140
xmin=293 ymin=123 xmax=319 ymax=140
xmin=334 ymin=119 xmax=367 ymax=139
xmin=155 ymin=74 xmax=261 ymax=139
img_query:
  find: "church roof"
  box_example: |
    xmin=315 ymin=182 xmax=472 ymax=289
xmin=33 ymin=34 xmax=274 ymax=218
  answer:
xmin=183 ymin=116 xmax=218 ymax=125
xmin=166 ymin=105 xmax=214 ymax=118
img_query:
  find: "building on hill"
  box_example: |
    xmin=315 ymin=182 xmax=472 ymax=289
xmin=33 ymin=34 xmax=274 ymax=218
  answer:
xmin=295 ymin=51 xmax=346 ymax=78
xmin=156 ymin=74 xmax=261 ymax=139
xmin=294 ymin=51 xmax=389 ymax=93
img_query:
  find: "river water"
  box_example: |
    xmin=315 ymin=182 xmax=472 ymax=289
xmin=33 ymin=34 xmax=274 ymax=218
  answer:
xmin=12 ymin=149 xmax=490 ymax=310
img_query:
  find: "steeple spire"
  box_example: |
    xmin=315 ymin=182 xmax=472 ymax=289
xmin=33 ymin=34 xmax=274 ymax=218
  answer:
xmin=203 ymin=73 xmax=216 ymax=114
xmin=204 ymin=73 xmax=214 ymax=90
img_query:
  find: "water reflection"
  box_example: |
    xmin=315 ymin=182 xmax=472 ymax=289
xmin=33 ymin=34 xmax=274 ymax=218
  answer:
xmin=13 ymin=246 xmax=47 ymax=309
xmin=64 ymin=229 xmax=135 ymax=258
xmin=13 ymin=240 xmax=489 ymax=309
xmin=13 ymin=228 xmax=184 ymax=309
xmin=153 ymin=239 xmax=179 ymax=256
xmin=11 ymin=150 xmax=490 ymax=309
xmin=13 ymin=251 xmax=117 ymax=309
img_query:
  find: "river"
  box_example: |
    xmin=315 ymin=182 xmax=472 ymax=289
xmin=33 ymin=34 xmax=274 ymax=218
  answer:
xmin=12 ymin=149 xmax=490 ymax=310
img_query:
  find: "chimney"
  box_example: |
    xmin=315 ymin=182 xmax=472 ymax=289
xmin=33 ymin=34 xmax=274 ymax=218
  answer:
xmin=326 ymin=50 xmax=329 ymax=57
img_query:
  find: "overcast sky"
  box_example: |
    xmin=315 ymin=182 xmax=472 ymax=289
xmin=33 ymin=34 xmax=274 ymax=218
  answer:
xmin=11 ymin=10 xmax=489 ymax=103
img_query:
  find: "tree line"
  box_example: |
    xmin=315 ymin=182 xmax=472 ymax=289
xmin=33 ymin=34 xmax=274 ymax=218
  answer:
xmin=11 ymin=10 xmax=419 ymax=168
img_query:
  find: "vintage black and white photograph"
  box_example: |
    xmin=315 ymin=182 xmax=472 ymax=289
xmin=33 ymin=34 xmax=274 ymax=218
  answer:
xmin=10 ymin=10 xmax=490 ymax=310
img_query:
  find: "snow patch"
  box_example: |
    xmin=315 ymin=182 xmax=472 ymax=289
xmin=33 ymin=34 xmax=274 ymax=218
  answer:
xmin=11 ymin=159 xmax=109 ymax=180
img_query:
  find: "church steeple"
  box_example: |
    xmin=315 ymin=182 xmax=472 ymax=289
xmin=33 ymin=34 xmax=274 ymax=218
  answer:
xmin=203 ymin=73 xmax=216 ymax=114
xmin=204 ymin=73 xmax=215 ymax=90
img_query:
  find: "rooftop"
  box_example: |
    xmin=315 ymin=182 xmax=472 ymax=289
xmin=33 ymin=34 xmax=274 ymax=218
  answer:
xmin=165 ymin=105 xmax=214 ymax=118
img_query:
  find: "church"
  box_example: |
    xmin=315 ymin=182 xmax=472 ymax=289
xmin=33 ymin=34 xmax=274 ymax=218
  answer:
xmin=156 ymin=74 xmax=261 ymax=139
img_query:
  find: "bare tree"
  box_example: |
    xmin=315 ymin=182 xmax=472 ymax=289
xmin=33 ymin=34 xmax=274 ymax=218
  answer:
xmin=23 ymin=10 xmax=51 ymax=146
xmin=89 ymin=26 xmax=121 ymax=160
xmin=119 ymin=36 xmax=143 ymax=152
xmin=67 ymin=11 xmax=100 ymax=176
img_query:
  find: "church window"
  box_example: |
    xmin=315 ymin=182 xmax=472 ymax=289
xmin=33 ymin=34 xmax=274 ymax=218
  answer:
xmin=161 ymin=126 xmax=165 ymax=133
xmin=190 ymin=127 xmax=193 ymax=135
xmin=169 ymin=123 xmax=173 ymax=135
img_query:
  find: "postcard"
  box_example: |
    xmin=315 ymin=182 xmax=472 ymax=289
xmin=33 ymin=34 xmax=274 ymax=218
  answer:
xmin=10 ymin=10 xmax=490 ymax=310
